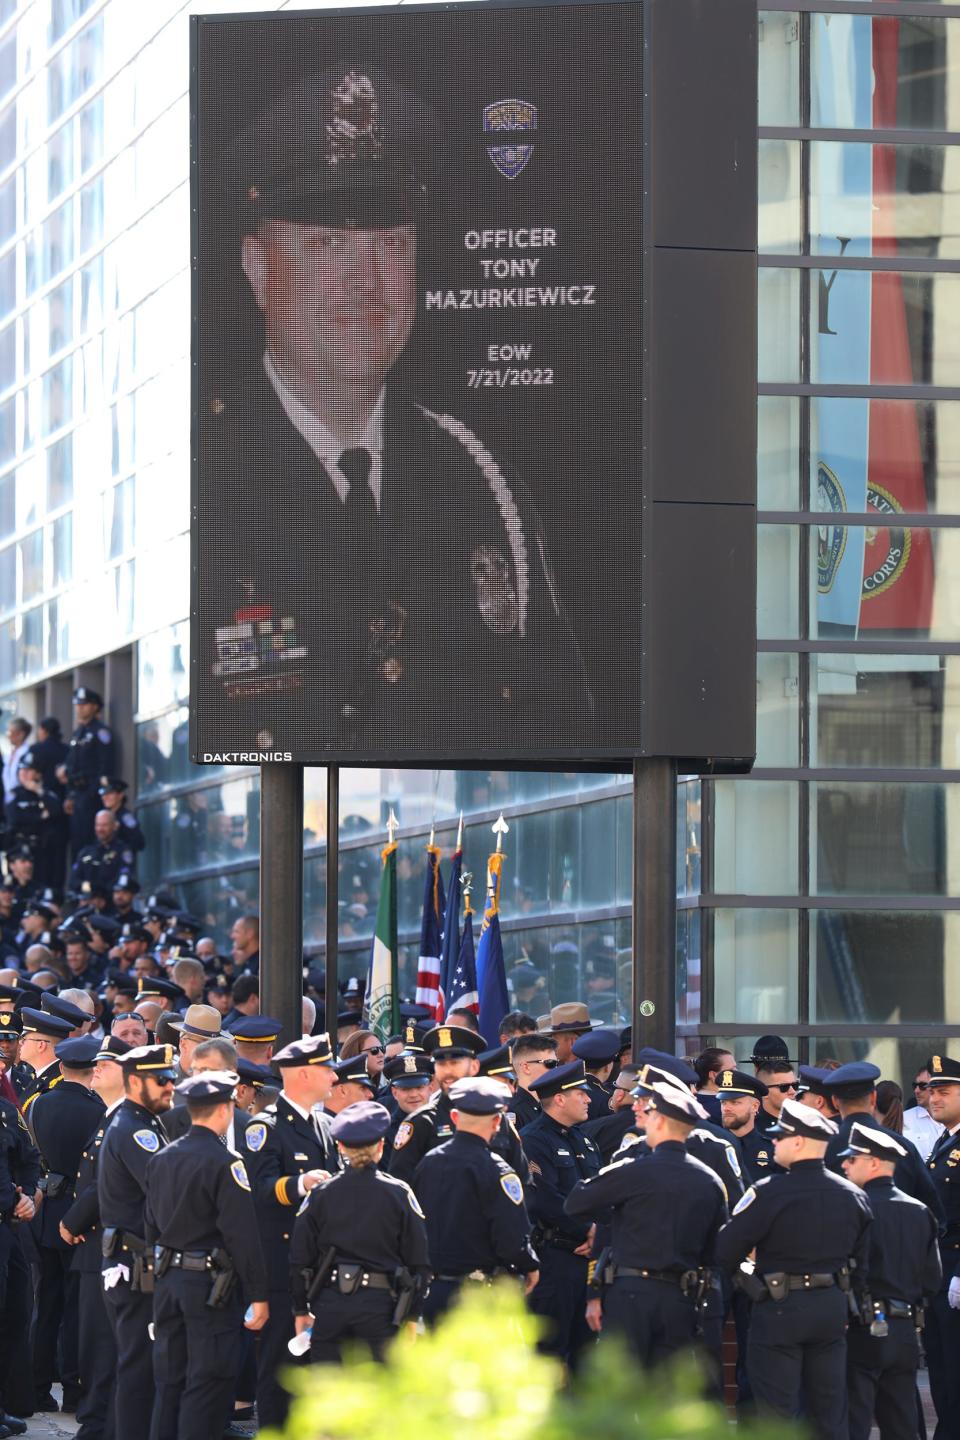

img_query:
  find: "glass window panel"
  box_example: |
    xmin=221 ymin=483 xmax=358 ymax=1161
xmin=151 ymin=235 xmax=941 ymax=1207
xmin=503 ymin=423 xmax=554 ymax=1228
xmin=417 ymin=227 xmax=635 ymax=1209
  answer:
xmin=711 ymin=908 xmax=799 ymax=1023
xmin=136 ymin=707 xmax=216 ymax=798
xmin=810 ymin=271 xmax=960 ymax=387
xmin=0 ymin=321 xmax=14 ymax=394
xmin=47 ymin=120 xmax=74 ymax=202
xmin=809 ymin=1037 xmax=960 ymax=1097
xmin=810 ymin=142 xmax=960 ymax=262
xmin=759 ymin=267 xmax=800 ymax=383
xmin=757 ymin=524 xmax=800 ymax=639
xmin=80 ymin=255 xmax=104 ymax=332
xmin=811 ymin=909 xmax=958 ymax=1025
xmin=0 ymin=104 xmax=13 ymax=173
xmin=0 ymin=472 xmax=12 ymax=537
xmin=0 ymin=250 xmax=14 ymax=319
xmin=180 ymin=869 xmax=260 ymax=947
xmin=759 ymin=12 xmax=800 ymax=126
xmin=813 ymin=780 xmax=960 ymax=896
xmin=50 ymin=0 xmax=98 ymax=45
xmin=46 ymin=434 xmax=73 ymax=510
xmin=0 ymin=616 xmax=13 ymax=686
xmin=0 ymin=544 xmax=12 ymax=613
xmin=161 ymin=776 xmax=261 ymax=875
xmin=812 ymin=654 xmax=960 ymax=769
xmin=19 ymin=605 xmax=42 ymax=677
xmin=303 ymin=849 xmax=328 ymax=949
xmin=80 ymin=174 xmax=102 ymax=254
xmin=759 ymin=139 xmax=801 ymax=254
xmin=79 ymin=94 xmax=104 ymax=174
xmin=713 ymin=779 xmax=800 ymax=893
xmin=677 ymin=780 xmax=702 ymax=898
xmin=812 ymin=15 xmax=957 ymax=132
xmin=0 ymin=174 xmax=14 ymax=251
xmin=18 ymin=530 xmax=42 ymax=603
xmin=16 ymin=458 xmax=40 ymax=529
xmin=0 ymin=398 xmax=12 ymax=469
xmin=677 ymin=908 xmax=701 ymax=1027
xmin=0 ymin=36 xmax=15 ymax=106
xmin=759 ymin=395 xmax=800 ymax=510
xmin=42 ymin=356 xmax=73 ymax=436
xmin=757 ymin=652 xmax=800 ymax=766
xmin=812 ymin=398 xmax=960 ymax=517
xmin=137 ymin=621 xmax=191 ymax=718
xmin=43 ymin=197 xmax=74 ymax=285
xmin=51 ymin=512 xmax=71 ymax=586
xmin=810 ymin=525 xmax=960 ymax=642
xmin=105 ymin=477 xmax=134 ymax=559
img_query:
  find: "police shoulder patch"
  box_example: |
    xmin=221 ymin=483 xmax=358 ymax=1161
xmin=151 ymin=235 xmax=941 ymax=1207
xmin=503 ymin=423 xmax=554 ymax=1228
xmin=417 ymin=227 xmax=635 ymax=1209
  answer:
xmin=393 ymin=1121 xmax=413 ymax=1150
xmin=501 ymin=1173 xmax=524 ymax=1206
xmin=246 ymin=1122 xmax=267 ymax=1153
xmin=726 ymin=1143 xmax=742 ymax=1179
xmin=133 ymin=1129 xmax=160 ymax=1153
xmin=230 ymin=1160 xmax=251 ymax=1191
xmin=98 ymin=728 xmax=112 ymax=744
xmin=404 ymin=1183 xmax=425 ymax=1218
xmin=732 ymin=1186 xmax=756 ymax=1216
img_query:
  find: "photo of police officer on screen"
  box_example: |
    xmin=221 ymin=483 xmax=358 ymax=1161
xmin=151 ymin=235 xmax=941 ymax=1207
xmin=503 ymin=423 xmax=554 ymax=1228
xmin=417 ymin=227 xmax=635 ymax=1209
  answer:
xmin=197 ymin=65 xmax=595 ymax=757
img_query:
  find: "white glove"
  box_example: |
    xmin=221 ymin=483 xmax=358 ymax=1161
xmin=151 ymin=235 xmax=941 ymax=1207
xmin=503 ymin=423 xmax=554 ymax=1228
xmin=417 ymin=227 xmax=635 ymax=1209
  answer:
xmin=948 ymin=1277 xmax=960 ymax=1310
xmin=102 ymin=1263 xmax=130 ymax=1291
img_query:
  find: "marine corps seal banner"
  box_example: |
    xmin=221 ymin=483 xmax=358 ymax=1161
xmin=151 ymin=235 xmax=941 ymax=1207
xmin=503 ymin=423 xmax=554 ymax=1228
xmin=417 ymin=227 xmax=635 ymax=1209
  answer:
xmin=190 ymin=0 xmax=757 ymax=768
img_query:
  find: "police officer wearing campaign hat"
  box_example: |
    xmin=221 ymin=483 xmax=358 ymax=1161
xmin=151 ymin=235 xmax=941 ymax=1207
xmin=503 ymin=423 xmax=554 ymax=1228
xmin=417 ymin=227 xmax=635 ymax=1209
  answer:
xmin=921 ymin=1054 xmax=960 ymax=1439
xmin=251 ymin=1032 xmax=339 ymax=1428
xmin=415 ymin=1077 xmax=538 ymax=1322
xmin=717 ymin=1068 xmax=778 ymax=1183
xmin=144 ymin=1071 xmax=269 ymax=1440
xmin=388 ymin=1024 xmax=527 ymax=1189
xmin=97 ymin=1043 xmax=175 ymax=1435
xmin=566 ymin=1079 xmax=728 ymax=1365
xmin=29 ymin=1035 xmax=104 ymax=1413
xmin=572 ymin=1028 xmax=622 ymax=1122
xmin=59 ymin=688 xmax=115 ymax=858
xmin=716 ymin=1098 xmax=873 ymax=1439
xmin=824 ymin=1061 xmax=942 ymax=1217
xmin=289 ymin=1100 xmax=431 ymax=1363
xmin=0 ymin=1068 xmax=40 ymax=1432
xmin=199 ymin=65 xmax=594 ymax=757
xmin=838 ymin=1122 xmax=942 ymax=1440
xmin=521 ymin=1059 xmax=600 ymax=1364
xmin=58 ymin=1035 xmax=132 ymax=1440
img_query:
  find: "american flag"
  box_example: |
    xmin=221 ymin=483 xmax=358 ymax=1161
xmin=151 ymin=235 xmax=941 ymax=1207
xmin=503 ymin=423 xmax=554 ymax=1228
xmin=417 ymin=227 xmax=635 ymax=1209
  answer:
xmin=437 ymin=846 xmax=463 ymax=1021
xmin=446 ymin=901 xmax=479 ymax=1015
xmin=414 ymin=844 xmax=445 ymax=1019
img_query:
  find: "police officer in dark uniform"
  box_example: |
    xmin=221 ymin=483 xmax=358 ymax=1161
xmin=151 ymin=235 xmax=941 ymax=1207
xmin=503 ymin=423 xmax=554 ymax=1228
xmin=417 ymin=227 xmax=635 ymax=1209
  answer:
xmin=144 ymin=1071 xmax=269 ymax=1440
xmin=0 ymin=1084 xmax=40 ymax=1434
xmin=415 ymin=1077 xmax=539 ymax=1322
xmin=97 ymin=779 xmax=144 ymax=872
xmin=716 ymin=1098 xmax=873 ymax=1440
xmin=59 ymin=689 xmax=115 ymax=857
xmin=97 ymin=1043 xmax=175 ymax=1436
xmin=381 ymin=1052 xmax=433 ymax=1156
xmin=198 ymin=65 xmax=594 ymax=758
xmin=252 ymin=1032 xmax=338 ymax=1430
xmin=507 ymin=1033 xmax=557 ymax=1131
xmin=922 ymin=1053 xmax=960 ymax=1440
xmin=572 ymin=1029 xmax=621 ymax=1122
xmin=59 ymin=1034 xmax=132 ymax=1440
xmin=582 ymin=1065 xmax=639 ymax=1164
xmin=566 ymin=1078 xmax=728 ymax=1364
xmin=290 ymin=1100 xmax=431 ymax=1362
xmin=521 ymin=1058 xmax=601 ymax=1365
xmin=824 ymin=1061 xmax=943 ymax=1219
xmin=631 ymin=1055 xmax=745 ymax=1203
xmin=69 ymin=810 xmax=125 ymax=898
xmin=717 ymin=1068 xmax=778 ymax=1182
xmin=29 ymin=1036 xmax=104 ymax=1414
xmin=839 ymin=1122 xmax=942 ymax=1440
xmin=13 ymin=1007 xmax=71 ymax=1106
xmin=389 ymin=1024 xmax=528 ymax=1188
xmin=4 ymin=751 xmax=62 ymax=889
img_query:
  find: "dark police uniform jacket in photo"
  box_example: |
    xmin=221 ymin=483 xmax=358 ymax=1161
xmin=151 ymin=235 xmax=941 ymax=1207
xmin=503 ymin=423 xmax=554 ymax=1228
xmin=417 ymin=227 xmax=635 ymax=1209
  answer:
xmin=252 ymin=1096 xmax=339 ymax=1289
xmin=70 ymin=839 xmax=125 ymax=897
xmin=414 ymin=1130 xmax=539 ymax=1279
xmin=388 ymin=1087 xmax=528 ymax=1190
xmin=198 ymin=372 xmax=595 ymax=755
xmin=64 ymin=720 xmax=115 ymax=809
xmin=97 ymin=1097 xmax=170 ymax=1252
xmin=29 ymin=1079 xmax=104 ymax=1249
xmin=827 ymin=1111 xmax=943 ymax=1221
xmin=0 ymin=1094 xmax=40 ymax=1218
xmin=4 ymin=784 xmax=62 ymax=857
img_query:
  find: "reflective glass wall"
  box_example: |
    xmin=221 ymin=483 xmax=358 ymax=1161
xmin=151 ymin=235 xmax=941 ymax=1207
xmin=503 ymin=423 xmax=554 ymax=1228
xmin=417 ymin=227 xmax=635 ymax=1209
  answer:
xmin=696 ymin=4 xmax=960 ymax=1079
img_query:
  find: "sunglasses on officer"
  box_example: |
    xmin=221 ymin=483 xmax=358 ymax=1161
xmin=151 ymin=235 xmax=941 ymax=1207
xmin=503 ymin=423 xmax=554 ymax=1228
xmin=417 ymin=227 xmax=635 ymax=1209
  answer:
xmin=768 ymin=1081 xmax=799 ymax=1094
xmin=914 ymin=1080 xmax=930 ymax=1092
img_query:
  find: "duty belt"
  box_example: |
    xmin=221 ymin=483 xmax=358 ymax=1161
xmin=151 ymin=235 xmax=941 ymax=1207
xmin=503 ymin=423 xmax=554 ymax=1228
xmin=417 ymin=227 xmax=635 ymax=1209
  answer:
xmin=872 ymin=1298 xmax=916 ymax=1320
xmin=780 ymin=1273 xmax=836 ymax=1290
xmin=435 ymin=1270 xmax=497 ymax=1284
xmin=614 ymin=1267 xmax=687 ymax=1285
xmin=157 ymin=1249 xmax=213 ymax=1272
xmin=328 ymin=1265 xmax=392 ymax=1291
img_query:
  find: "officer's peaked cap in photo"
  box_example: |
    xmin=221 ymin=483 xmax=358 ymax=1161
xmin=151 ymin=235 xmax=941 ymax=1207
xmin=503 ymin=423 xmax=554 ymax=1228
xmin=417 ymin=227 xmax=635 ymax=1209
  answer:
xmin=118 ymin=1043 xmax=177 ymax=1080
xmin=715 ymin=1068 xmax=768 ymax=1100
xmin=642 ymin=1079 xmax=709 ymax=1127
xmin=72 ymin=687 xmax=102 ymax=706
xmin=635 ymin=1048 xmax=697 ymax=1090
xmin=528 ymin=1058 xmax=590 ymax=1101
xmin=838 ymin=1121 xmax=907 ymax=1163
xmin=235 ymin=66 xmax=442 ymax=231
xmin=448 ymin=1076 xmax=512 ymax=1115
xmin=742 ymin=1034 xmax=796 ymax=1066
xmin=421 ymin=1024 xmax=486 ymax=1059
xmin=384 ymin=1052 xmax=433 ymax=1086
xmin=926 ymin=1054 xmax=960 ymax=1085
xmin=330 ymin=1100 xmax=392 ymax=1147
xmin=272 ymin=1032 xmax=335 ymax=1068
xmin=768 ymin=1097 xmax=838 ymax=1140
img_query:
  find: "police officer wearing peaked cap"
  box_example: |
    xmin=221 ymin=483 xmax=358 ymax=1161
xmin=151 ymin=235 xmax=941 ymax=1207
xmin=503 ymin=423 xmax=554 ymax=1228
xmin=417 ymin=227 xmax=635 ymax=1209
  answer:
xmin=633 ymin=1059 xmax=745 ymax=1203
xmin=97 ymin=1044 xmax=176 ymax=1436
xmin=381 ymin=1051 xmax=434 ymax=1154
xmin=199 ymin=65 xmax=594 ymax=758
xmin=566 ymin=1079 xmax=728 ymax=1365
xmin=838 ymin=1121 xmax=942 ymax=1440
xmin=716 ymin=1098 xmax=873 ymax=1440
xmin=415 ymin=1077 xmax=538 ymax=1323
xmin=60 ymin=688 xmax=115 ymax=858
xmin=572 ymin=1028 xmax=622 ymax=1121
xmin=715 ymin=1068 xmax=778 ymax=1183
xmin=14 ymin=1008 xmax=72 ymax=1106
xmin=289 ymin=1100 xmax=431 ymax=1364
xmin=0 ymin=1074 xmax=41 ymax=1432
xmin=144 ymin=1071 xmax=269 ymax=1440
xmin=920 ymin=1053 xmax=960 ymax=1440
xmin=824 ymin=1060 xmax=942 ymax=1219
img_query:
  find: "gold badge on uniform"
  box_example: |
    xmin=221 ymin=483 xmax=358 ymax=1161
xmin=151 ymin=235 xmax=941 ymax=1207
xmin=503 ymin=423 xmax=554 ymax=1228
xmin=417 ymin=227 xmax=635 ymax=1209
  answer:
xmin=721 ymin=1071 xmax=733 ymax=1087
xmin=439 ymin=1028 xmax=452 ymax=1049
xmin=933 ymin=1055 xmax=944 ymax=1074
xmin=403 ymin=1056 xmax=417 ymax=1075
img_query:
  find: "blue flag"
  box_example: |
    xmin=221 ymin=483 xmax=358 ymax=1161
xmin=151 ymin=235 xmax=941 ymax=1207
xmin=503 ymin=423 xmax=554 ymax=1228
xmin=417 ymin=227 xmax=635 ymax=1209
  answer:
xmin=476 ymin=852 xmax=509 ymax=1048
xmin=438 ymin=847 xmax=463 ymax=1021
xmin=446 ymin=905 xmax=478 ymax=1016
xmin=415 ymin=844 xmax=446 ymax=1020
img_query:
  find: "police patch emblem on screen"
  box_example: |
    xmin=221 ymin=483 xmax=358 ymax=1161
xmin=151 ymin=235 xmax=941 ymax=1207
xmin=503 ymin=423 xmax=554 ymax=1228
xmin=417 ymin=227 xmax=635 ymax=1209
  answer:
xmin=483 ymin=99 xmax=537 ymax=179
xmin=816 ymin=462 xmax=848 ymax=596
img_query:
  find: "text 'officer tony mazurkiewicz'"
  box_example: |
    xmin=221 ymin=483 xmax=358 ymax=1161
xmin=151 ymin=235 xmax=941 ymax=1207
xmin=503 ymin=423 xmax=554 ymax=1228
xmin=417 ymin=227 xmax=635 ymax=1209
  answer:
xmin=199 ymin=65 xmax=594 ymax=756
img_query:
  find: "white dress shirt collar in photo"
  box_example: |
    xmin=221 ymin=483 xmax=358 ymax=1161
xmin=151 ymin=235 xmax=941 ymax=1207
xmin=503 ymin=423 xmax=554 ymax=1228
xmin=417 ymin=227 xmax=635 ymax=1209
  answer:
xmin=902 ymin=1102 xmax=945 ymax=1161
xmin=263 ymin=351 xmax=384 ymax=512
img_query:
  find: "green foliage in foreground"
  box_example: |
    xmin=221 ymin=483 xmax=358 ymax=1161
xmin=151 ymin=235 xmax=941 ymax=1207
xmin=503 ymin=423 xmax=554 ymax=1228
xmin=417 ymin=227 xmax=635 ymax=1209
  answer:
xmin=262 ymin=1281 xmax=797 ymax=1440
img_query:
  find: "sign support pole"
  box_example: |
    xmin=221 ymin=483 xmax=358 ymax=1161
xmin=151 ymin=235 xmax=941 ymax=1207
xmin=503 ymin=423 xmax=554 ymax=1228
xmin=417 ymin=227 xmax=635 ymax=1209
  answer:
xmin=259 ymin=762 xmax=304 ymax=1050
xmin=325 ymin=765 xmax=340 ymax=1042
xmin=632 ymin=757 xmax=677 ymax=1053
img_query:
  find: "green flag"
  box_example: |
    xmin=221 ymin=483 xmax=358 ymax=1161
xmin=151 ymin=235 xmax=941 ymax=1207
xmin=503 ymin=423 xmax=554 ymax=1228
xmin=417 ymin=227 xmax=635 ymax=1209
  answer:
xmin=364 ymin=841 xmax=398 ymax=1043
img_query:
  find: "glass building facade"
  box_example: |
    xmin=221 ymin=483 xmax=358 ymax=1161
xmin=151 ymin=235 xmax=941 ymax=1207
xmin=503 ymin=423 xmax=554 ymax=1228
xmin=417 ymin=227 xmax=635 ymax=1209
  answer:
xmin=0 ymin=0 xmax=956 ymax=1078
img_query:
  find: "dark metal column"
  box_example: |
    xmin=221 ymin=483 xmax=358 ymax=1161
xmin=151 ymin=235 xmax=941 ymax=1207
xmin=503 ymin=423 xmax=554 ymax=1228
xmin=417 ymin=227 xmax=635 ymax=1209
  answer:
xmin=632 ymin=758 xmax=677 ymax=1053
xmin=324 ymin=766 xmax=339 ymax=1042
xmin=259 ymin=763 xmax=304 ymax=1051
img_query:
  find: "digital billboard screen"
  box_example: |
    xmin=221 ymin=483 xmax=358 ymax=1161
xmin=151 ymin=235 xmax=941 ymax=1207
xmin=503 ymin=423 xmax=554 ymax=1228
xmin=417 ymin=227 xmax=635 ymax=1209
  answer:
xmin=191 ymin=0 xmax=756 ymax=768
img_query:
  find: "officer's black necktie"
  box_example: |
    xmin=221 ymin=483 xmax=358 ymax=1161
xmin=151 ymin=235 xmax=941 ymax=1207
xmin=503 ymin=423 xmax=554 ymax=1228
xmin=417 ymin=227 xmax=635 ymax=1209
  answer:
xmin=339 ymin=447 xmax=377 ymax=537
xmin=931 ymin=1126 xmax=956 ymax=1163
